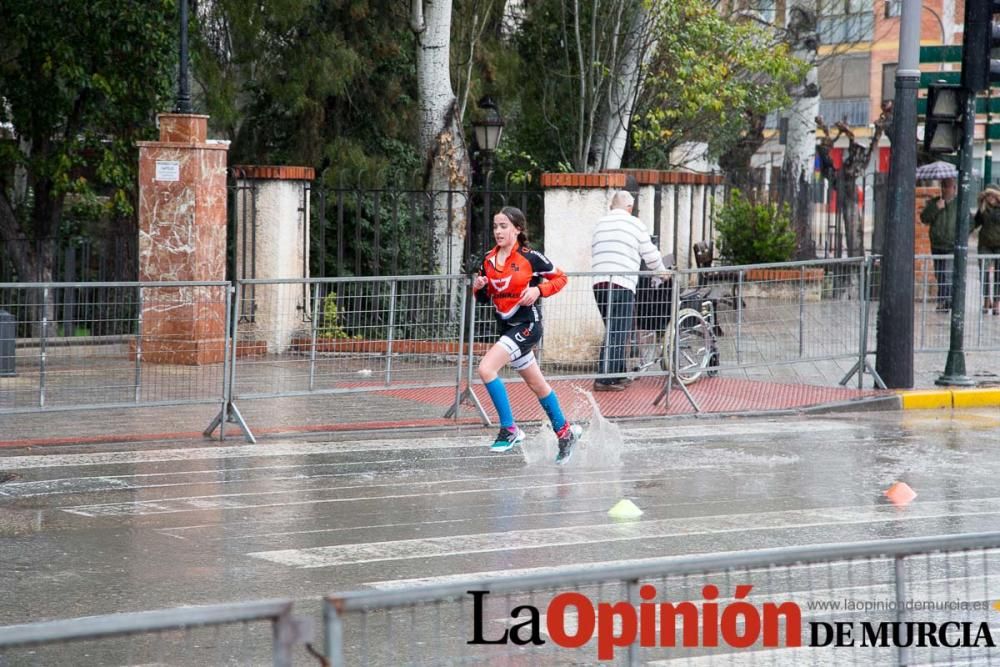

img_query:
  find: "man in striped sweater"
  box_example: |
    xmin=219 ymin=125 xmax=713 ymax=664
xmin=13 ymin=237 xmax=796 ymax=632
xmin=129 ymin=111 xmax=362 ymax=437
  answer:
xmin=591 ymin=190 xmax=667 ymax=391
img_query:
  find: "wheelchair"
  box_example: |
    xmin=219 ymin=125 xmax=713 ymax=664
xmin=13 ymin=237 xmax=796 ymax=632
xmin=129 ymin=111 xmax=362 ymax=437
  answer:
xmin=629 ymin=266 xmax=721 ymax=386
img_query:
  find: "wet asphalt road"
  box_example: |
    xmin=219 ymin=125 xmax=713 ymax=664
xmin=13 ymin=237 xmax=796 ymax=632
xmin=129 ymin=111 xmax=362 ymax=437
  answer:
xmin=3 ymin=409 xmax=1000 ymax=665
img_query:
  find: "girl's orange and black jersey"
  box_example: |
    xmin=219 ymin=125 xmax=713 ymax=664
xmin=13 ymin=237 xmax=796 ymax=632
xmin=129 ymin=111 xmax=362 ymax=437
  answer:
xmin=474 ymin=243 xmax=568 ymax=324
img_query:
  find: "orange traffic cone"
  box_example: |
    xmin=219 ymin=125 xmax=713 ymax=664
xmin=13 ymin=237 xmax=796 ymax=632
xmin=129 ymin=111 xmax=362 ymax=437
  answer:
xmin=885 ymin=482 xmax=917 ymax=506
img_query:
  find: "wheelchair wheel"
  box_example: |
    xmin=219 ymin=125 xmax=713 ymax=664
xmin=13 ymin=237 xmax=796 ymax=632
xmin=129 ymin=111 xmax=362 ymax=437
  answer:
xmin=662 ymin=308 xmax=712 ymax=384
xmin=628 ymin=330 xmax=661 ymax=373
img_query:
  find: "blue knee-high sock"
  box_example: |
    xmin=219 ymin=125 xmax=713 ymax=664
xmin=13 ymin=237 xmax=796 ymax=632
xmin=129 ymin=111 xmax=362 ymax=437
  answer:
xmin=485 ymin=377 xmax=515 ymax=428
xmin=538 ymin=391 xmax=567 ymax=432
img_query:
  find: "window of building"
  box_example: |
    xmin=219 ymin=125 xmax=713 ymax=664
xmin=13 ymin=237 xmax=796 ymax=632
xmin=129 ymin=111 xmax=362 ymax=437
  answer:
xmin=819 ymin=55 xmax=871 ymax=98
xmin=818 ymin=55 xmax=871 ymax=125
xmin=818 ymin=0 xmax=874 ymax=43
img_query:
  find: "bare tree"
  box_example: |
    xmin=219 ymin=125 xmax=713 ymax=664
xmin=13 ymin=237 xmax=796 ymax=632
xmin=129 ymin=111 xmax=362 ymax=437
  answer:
xmin=589 ymin=3 xmax=656 ymax=170
xmin=815 ymin=101 xmax=891 ymax=257
xmin=781 ymin=4 xmax=821 ymax=259
xmin=411 ymin=0 xmax=469 ymax=275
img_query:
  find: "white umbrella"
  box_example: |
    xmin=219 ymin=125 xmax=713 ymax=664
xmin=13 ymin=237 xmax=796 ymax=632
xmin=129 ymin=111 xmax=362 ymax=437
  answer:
xmin=915 ymin=161 xmax=958 ymax=180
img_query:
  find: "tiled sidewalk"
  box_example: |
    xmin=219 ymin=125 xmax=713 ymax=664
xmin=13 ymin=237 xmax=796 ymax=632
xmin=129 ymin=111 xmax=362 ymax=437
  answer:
xmin=0 ymin=373 xmax=885 ymax=448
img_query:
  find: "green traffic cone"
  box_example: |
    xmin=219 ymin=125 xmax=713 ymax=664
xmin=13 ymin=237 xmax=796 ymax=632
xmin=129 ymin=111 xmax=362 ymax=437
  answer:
xmin=608 ymin=498 xmax=643 ymax=519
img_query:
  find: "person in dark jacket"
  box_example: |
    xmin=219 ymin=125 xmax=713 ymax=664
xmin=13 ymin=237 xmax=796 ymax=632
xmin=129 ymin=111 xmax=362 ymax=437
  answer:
xmin=974 ymin=183 xmax=1000 ymax=315
xmin=920 ymin=177 xmax=957 ymax=311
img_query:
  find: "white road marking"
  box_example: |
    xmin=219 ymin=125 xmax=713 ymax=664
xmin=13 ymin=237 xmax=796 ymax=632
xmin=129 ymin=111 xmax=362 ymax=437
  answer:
xmin=0 ymin=476 xmax=135 ymax=498
xmin=156 ymin=493 xmax=808 ymax=541
xmin=247 ymin=498 xmax=1000 ymax=568
xmin=9 ymin=441 xmax=799 ymax=499
xmin=0 ymin=439 xmax=471 ymax=470
xmin=60 ymin=472 xmax=659 ymax=516
xmin=0 ymin=419 xmax=855 ymax=471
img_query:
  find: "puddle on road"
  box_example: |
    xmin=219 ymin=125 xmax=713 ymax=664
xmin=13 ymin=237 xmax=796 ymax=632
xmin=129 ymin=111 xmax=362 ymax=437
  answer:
xmin=519 ymin=387 xmax=623 ymax=468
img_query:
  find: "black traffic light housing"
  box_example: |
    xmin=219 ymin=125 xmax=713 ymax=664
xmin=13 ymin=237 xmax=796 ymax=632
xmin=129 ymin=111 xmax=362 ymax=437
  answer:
xmin=962 ymin=0 xmax=1000 ymax=91
xmin=924 ymin=83 xmax=967 ymax=153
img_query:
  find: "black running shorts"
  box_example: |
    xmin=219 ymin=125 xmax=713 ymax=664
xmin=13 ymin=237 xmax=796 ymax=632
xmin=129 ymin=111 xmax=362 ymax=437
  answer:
xmin=498 ymin=321 xmax=542 ymax=370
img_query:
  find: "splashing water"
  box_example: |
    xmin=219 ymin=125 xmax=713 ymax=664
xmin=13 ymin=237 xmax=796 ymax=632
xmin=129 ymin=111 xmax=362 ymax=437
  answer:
xmin=573 ymin=386 xmax=623 ymax=467
xmin=518 ymin=386 xmax=623 ymax=467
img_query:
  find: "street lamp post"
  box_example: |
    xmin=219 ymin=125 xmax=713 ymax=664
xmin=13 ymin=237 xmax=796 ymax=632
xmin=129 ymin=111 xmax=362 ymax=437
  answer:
xmin=470 ymin=96 xmax=505 ymax=257
xmin=174 ymin=0 xmax=193 ymax=114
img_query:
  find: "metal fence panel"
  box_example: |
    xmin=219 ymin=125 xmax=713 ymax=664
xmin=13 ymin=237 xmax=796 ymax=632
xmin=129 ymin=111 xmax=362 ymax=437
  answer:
xmin=0 ymin=599 xmax=308 ymax=667
xmin=529 ymin=259 xmax=869 ymax=388
xmin=230 ymin=277 xmax=467 ymax=401
xmin=867 ymin=254 xmax=1000 ymax=353
xmin=324 ymin=532 xmax=1000 ymax=665
xmin=0 ymin=282 xmax=229 ymax=415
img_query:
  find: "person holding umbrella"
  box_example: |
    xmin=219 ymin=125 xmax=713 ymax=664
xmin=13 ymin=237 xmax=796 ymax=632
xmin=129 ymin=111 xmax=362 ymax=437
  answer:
xmin=920 ymin=176 xmax=958 ymax=311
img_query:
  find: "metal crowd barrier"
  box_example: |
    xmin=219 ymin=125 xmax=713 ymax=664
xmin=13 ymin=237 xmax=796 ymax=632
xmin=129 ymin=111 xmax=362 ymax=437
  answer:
xmin=0 ymin=281 xmax=230 ymax=415
xmin=323 ymin=531 xmax=1000 ymax=666
xmin=229 ymin=276 xmax=467 ymax=400
xmin=912 ymin=253 xmax=1000 ymax=352
xmin=516 ymin=257 xmax=874 ymax=392
xmin=3 ymin=532 xmax=998 ymax=665
xmin=0 ymin=598 xmax=311 ymax=666
xmin=3 ymin=258 xmax=1000 ymax=438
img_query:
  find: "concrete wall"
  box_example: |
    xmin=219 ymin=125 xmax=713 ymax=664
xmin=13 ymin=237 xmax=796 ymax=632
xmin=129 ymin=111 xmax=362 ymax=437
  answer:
xmin=234 ymin=166 xmax=314 ymax=354
xmin=539 ymin=173 xmax=625 ymax=364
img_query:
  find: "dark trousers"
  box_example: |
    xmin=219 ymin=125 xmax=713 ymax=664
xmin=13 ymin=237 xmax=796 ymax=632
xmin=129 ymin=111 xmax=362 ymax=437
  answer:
xmin=593 ymin=283 xmax=635 ymax=382
xmin=932 ymin=255 xmax=952 ymax=304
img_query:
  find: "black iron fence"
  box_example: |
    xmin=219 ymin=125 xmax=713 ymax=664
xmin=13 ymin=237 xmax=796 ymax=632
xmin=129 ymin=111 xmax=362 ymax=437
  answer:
xmin=723 ymin=170 xmax=892 ymax=260
xmin=10 ymin=168 xmax=981 ymax=289
xmin=0 ymin=235 xmax=139 ymax=338
xmin=0 ymin=235 xmax=137 ymax=283
xmin=224 ymin=172 xmax=546 ymax=281
xmin=307 ymin=183 xmax=545 ymax=279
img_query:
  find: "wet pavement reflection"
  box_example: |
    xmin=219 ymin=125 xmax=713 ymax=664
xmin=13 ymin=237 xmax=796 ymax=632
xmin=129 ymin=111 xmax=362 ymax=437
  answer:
xmin=2 ymin=409 xmax=1000 ymax=662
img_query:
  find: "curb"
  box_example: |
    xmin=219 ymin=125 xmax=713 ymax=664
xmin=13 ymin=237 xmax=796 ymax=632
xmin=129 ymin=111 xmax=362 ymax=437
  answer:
xmin=8 ymin=390 xmax=993 ymax=450
xmin=898 ymin=387 xmax=1000 ymax=410
xmin=801 ymin=394 xmax=903 ymax=414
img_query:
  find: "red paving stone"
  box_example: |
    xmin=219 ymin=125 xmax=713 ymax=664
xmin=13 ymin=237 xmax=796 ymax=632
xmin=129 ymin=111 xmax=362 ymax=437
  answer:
xmin=383 ymin=376 xmax=887 ymax=421
xmin=0 ymin=377 xmax=886 ymax=449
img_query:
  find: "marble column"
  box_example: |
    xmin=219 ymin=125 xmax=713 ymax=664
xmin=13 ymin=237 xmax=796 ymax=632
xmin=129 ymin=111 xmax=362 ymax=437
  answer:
xmin=137 ymin=114 xmax=229 ymax=365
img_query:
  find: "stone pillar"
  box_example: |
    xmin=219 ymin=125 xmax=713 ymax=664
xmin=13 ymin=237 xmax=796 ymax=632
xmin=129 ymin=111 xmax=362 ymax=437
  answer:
xmin=233 ymin=165 xmax=315 ymax=354
xmin=540 ymin=172 xmax=627 ymax=364
xmin=137 ymin=114 xmax=229 ymax=365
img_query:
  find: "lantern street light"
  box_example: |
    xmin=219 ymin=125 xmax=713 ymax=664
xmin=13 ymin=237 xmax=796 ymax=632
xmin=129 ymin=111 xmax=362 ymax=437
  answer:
xmin=472 ymin=96 xmax=505 ymax=153
xmin=470 ymin=96 xmax=505 ymax=257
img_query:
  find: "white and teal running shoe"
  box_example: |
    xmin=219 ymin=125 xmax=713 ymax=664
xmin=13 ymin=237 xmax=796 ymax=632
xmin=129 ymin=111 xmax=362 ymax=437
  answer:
xmin=491 ymin=426 xmax=525 ymax=452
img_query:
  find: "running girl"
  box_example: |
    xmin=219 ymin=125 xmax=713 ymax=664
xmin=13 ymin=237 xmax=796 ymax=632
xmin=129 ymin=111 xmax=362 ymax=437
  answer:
xmin=472 ymin=206 xmax=581 ymax=464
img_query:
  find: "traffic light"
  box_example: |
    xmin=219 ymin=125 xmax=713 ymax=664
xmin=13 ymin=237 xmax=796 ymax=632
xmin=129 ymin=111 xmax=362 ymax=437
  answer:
xmin=923 ymin=83 xmax=966 ymax=153
xmin=961 ymin=0 xmax=1000 ymax=91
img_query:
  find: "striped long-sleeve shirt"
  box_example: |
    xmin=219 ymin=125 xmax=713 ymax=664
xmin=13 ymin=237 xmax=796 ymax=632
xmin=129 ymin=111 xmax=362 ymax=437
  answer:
xmin=591 ymin=209 xmax=665 ymax=292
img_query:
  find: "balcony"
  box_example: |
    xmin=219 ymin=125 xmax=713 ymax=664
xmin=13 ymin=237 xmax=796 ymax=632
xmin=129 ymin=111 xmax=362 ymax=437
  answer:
xmin=765 ymin=98 xmax=870 ymax=135
xmin=819 ymin=98 xmax=871 ymax=127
